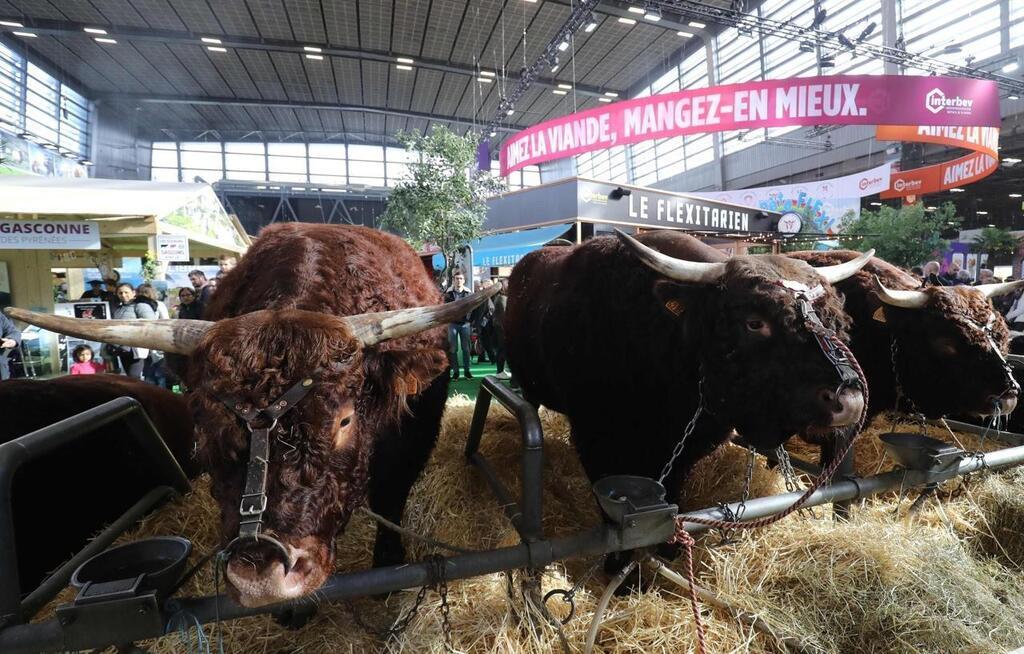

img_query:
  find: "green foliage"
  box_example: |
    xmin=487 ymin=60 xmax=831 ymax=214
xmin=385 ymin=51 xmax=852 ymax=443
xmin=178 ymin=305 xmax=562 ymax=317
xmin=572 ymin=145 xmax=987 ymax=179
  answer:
xmin=380 ymin=126 xmax=504 ymax=277
xmin=970 ymin=227 xmax=1022 ymax=259
xmin=840 ymin=202 xmax=960 ymax=268
xmin=141 ymin=250 xmax=159 ymax=283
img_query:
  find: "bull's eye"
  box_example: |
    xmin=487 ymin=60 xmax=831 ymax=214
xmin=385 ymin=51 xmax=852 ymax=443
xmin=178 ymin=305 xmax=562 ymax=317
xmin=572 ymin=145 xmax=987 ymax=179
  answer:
xmin=746 ymin=319 xmax=765 ymax=331
xmin=339 ymin=416 xmax=352 ymax=428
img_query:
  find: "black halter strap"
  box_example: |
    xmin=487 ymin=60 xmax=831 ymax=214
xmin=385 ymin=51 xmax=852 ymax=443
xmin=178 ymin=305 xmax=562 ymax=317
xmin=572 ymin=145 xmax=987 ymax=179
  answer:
xmin=218 ymin=375 xmax=318 ymax=571
xmin=778 ymin=280 xmax=863 ymax=391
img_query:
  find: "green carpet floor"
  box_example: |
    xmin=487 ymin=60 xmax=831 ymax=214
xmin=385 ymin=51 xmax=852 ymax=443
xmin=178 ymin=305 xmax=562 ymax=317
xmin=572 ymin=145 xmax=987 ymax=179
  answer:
xmin=446 ymin=358 xmax=504 ymax=400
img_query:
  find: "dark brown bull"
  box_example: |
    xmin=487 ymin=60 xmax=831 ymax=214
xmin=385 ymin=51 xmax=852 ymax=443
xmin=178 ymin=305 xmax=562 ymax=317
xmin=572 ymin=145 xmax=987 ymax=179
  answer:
xmin=789 ymin=250 xmax=1021 ymax=420
xmin=505 ymin=230 xmax=871 ymax=519
xmin=5 ymin=223 xmax=496 ymax=608
xmin=0 ymin=375 xmax=196 ymax=596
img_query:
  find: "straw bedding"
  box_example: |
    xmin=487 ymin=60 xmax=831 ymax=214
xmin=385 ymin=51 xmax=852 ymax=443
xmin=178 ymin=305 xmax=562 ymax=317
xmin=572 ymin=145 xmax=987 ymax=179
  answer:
xmin=40 ymin=399 xmax=1024 ymax=653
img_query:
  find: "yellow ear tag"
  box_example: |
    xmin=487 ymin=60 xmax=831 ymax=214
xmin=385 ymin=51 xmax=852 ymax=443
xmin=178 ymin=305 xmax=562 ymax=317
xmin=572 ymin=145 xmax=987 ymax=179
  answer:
xmin=665 ymin=299 xmax=684 ymax=316
xmin=872 ymin=307 xmax=887 ymax=323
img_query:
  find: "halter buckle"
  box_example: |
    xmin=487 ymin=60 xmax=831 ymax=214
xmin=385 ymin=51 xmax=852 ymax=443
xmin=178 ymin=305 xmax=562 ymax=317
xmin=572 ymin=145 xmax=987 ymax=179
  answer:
xmin=240 ymin=492 xmax=268 ymax=516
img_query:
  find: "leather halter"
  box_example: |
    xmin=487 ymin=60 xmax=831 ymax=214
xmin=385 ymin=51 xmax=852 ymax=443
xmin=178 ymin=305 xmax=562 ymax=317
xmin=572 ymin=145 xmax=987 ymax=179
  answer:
xmin=218 ymin=375 xmax=320 ymax=572
xmin=779 ymin=280 xmax=863 ymax=391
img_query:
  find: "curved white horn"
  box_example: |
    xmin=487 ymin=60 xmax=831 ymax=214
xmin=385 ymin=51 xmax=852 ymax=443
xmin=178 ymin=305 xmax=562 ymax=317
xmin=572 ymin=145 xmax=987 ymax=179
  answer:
xmin=975 ymin=280 xmax=1024 ymax=299
xmin=813 ymin=249 xmax=876 ymax=284
xmin=4 ymin=307 xmax=212 ymax=355
xmin=614 ymin=229 xmax=725 ymax=284
xmin=871 ymin=275 xmax=929 ymax=309
xmin=343 ymin=284 xmax=501 ymax=347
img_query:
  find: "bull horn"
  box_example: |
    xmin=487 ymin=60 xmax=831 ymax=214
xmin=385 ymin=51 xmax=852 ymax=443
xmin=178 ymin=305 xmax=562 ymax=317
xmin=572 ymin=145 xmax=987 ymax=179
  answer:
xmin=812 ymin=249 xmax=876 ymax=284
xmin=3 ymin=307 xmax=212 ymax=355
xmin=614 ymin=229 xmax=725 ymax=284
xmin=343 ymin=284 xmax=501 ymax=347
xmin=871 ymin=275 xmax=929 ymax=309
xmin=975 ymin=280 xmax=1024 ymax=298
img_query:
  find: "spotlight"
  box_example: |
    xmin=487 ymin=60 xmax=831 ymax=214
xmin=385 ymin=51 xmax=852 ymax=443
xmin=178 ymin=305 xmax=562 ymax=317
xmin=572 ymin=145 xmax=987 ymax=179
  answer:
xmin=609 ymin=186 xmax=632 ymax=200
xmin=584 ymin=13 xmax=599 ymax=32
xmin=557 ymin=39 xmax=570 ymax=51
xmin=800 ymin=41 xmax=815 ymax=53
xmin=819 ymin=54 xmax=835 ymax=68
xmin=1003 ymin=61 xmax=1020 ymax=73
xmin=644 ymin=4 xmax=662 ymax=21
xmin=489 ymin=131 xmax=496 ymax=137
xmin=811 ymin=8 xmax=827 ymax=29
xmin=857 ymin=22 xmax=876 ymax=42
xmin=837 ymin=33 xmax=855 ymax=49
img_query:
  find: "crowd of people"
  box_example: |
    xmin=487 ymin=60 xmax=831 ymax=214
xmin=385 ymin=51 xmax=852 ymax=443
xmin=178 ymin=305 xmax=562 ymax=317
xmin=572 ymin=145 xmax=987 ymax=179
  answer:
xmin=443 ymin=270 xmax=509 ymax=382
xmin=911 ymin=259 xmax=1024 ymax=331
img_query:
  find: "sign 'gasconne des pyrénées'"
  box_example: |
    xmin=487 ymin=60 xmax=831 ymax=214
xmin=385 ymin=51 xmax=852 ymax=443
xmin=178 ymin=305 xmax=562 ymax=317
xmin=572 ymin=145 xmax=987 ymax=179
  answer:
xmin=0 ymin=219 xmax=101 ymax=250
xmin=499 ymin=75 xmax=1000 ymax=176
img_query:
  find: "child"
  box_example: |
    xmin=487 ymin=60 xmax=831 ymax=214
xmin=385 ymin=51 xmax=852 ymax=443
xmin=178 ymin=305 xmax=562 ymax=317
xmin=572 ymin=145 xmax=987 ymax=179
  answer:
xmin=70 ymin=344 xmax=105 ymax=375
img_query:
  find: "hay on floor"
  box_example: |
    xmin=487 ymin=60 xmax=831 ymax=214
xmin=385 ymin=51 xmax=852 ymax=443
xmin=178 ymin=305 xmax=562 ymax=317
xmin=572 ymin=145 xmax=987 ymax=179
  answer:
xmin=34 ymin=399 xmax=1024 ymax=654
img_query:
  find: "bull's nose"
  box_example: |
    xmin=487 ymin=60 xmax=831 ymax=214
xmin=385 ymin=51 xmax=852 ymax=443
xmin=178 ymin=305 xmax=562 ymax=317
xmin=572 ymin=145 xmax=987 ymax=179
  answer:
xmin=225 ymin=545 xmax=317 ymax=608
xmin=988 ymin=391 xmax=1018 ymax=416
xmin=817 ymin=387 xmax=865 ymax=427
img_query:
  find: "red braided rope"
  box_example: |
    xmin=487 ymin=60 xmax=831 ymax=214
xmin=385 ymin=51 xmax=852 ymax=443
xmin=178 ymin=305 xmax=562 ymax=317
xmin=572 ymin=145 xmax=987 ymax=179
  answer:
xmin=670 ymin=333 xmax=868 ymax=654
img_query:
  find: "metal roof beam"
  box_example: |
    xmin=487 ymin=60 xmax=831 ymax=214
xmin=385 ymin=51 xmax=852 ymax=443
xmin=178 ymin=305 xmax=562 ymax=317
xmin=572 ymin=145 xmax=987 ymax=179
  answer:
xmin=2 ymin=16 xmax=618 ymax=99
xmin=97 ymin=92 xmax=519 ymax=134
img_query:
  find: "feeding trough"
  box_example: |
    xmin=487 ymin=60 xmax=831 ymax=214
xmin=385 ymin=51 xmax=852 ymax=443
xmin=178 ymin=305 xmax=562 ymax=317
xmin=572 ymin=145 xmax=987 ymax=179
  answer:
xmin=69 ymin=536 xmax=191 ymax=606
xmin=880 ymin=432 xmax=965 ymax=483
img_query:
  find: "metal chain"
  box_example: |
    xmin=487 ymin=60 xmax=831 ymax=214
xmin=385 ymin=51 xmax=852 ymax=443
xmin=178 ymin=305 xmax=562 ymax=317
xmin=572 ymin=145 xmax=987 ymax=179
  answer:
xmin=774 ymin=444 xmax=799 ymax=493
xmin=659 ymin=381 xmax=705 ymax=484
xmin=542 ymin=557 xmax=604 ymax=624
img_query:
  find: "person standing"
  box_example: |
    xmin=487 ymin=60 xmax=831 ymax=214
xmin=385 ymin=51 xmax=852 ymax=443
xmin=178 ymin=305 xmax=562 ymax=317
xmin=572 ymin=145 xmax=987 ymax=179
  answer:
xmin=110 ymin=283 xmax=156 ymax=380
xmin=79 ymin=280 xmax=106 ymax=300
xmin=492 ymin=280 xmax=510 ymax=379
xmin=188 ymin=270 xmax=213 ymax=315
xmin=175 ymin=287 xmax=202 ymax=319
xmin=136 ymin=283 xmax=170 ymax=387
xmin=472 ymin=279 xmax=495 ymax=364
xmin=217 ymin=254 xmax=238 ymax=277
xmin=0 ymin=310 xmax=21 ymax=380
xmin=444 ymin=270 xmax=473 ymax=380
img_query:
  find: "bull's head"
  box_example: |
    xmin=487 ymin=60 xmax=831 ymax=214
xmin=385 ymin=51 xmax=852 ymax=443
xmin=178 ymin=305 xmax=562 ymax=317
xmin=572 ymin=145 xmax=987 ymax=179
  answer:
xmin=872 ymin=277 xmax=1021 ymax=418
xmin=4 ymin=287 xmax=496 ymax=607
xmin=615 ymin=231 xmax=872 ymax=447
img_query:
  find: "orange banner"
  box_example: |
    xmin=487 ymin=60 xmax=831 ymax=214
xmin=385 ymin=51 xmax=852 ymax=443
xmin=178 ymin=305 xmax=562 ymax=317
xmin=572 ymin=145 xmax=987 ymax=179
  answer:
xmin=878 ymin=125 xmax=999 ymax=198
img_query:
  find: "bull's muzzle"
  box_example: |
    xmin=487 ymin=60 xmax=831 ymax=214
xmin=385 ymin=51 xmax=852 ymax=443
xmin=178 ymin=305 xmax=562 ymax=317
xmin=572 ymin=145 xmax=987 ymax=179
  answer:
xmin=818 ymin=386 xmax=865 ymax=428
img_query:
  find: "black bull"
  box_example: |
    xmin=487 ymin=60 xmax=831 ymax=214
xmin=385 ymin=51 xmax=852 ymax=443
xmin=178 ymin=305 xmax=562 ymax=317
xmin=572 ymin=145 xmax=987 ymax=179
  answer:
xmin=504 ymin=230 xmax=870 ymax=510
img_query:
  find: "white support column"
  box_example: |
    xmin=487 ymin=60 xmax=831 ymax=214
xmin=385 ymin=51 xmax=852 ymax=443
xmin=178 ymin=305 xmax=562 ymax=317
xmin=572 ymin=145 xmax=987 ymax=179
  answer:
xmin=882 ymin=0 xmax=899 ymax=75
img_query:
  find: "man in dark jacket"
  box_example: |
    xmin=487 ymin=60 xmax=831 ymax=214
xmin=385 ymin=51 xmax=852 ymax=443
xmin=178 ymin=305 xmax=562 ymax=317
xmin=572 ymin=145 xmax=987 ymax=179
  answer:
xmin=79 ymin=280 xmax=106 ymax=300
xmin=0 ymin=311 xmax=22 ymax=380
xmin=444 ymin=270 xmax=473 ymax=380
xmin=492 ymin=280 xmax=509 ymax=379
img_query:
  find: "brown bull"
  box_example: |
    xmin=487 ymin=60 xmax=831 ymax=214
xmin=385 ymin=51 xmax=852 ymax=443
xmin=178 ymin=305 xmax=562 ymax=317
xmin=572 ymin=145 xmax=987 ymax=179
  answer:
xmin=6 ymin=223 xmax=496 ymax=608
xmin=789 ymin=250 xmax=1021 ymax=420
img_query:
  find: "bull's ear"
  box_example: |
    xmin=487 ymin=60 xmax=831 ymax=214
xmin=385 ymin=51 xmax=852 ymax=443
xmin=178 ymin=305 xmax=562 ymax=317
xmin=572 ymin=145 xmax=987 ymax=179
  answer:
xmin=872 ymin=306 xmax=887 ymax=323
xmin=383 ymin=349 xmax=449 ymax=397
xmin=653 ymin=280 xmax=691 ymax=317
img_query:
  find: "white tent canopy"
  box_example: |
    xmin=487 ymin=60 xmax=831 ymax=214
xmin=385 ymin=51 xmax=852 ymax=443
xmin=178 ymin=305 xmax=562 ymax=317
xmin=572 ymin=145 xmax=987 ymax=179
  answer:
xmin=0 ymin=177 xmax=212 ymax=219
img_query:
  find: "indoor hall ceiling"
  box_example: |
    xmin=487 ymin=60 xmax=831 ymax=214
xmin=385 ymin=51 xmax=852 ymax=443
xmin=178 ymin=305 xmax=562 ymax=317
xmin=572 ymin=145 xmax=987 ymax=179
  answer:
xmin=0 ymin=0 xmax=720 ymax=147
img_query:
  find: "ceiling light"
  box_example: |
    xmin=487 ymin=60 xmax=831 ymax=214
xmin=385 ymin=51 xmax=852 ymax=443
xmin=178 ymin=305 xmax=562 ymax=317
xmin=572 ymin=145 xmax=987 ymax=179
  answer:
xmin=477 ymin=77 xmax=492 ymax=83
xmin=977 ymin=210 xmax=989 ymax=215
xmin=1003 ymin=157 xmax=1022 ymax=164
xmin=800 ymin=41 xmax=815 ymax=52
xmin=557 ymin=83 xmax=572 ymax=89
xmin=557 ymin=40 xmax=570 ymax=51
xmin=627 ymin=6 xmax=646 ymax=14
xmin=644 ymin=5 xmax=662 ymax=21
xmin=12 ymin=31 xmax=36 ymax=38
xmin=201 ymin=37 xmax=221 ymax=44
xmin=550 ymin=64 xmax=559 ymax=73
xmin=96 ymin=37 xmax=118 ymax=44
xmin=0 ymin=20 xmax=23 ymax=27
xmin=988 ymin=223 xmax=996 ymax=227
xmin=1010 ymin=94 xmax=1020 ymax=100
xmin=304 ymin=46 xmax=321 ymax=53
xmin=80 ymin=159 xmax=93 ymax=166
xmin=1010 ymin=193 xmax=1023 ymax=198
xmin=950 ymin=187 xmax=965 ymax=192
xmin=206 ymin=45 xmax=225 ymax=52
xmin=585 ymin=13 xmax=599 ymax=32
xmin=506 ymin=109 xmax=514 ymax=116
xmin=480 ymin=70 xmax=496 ymax=77
xmin=618 ymin=17 xmax=637 ymax=25
xmin=688 ymin=21 xmax=706 ymax=28
xmin=677 ymin=30 xmax=693 ymax=38
xmin=1002 ymin=61 xmax=1020 ymax=73
xmin=523 ymin=0 xmax=537 ymax=3
xmin=553 ymin=89 xmax=567 ymax=95
xmin=84 ymin=27 xmax=107 ymax=35
xmin=598 ymin=97 xmax=612 ymax=103
xmin=489 ymin=130 xmax=496 ymax=137
xmin=396 ymin=57 xmax=415 ymax=64
xmin=870 ymin=202 xmax=882 ymax=206
xmin=396 ymin=64 xmax=413 ymax=71
xmin=305 ymin=54 xmax=323 ymax=60
xmin=604 ymin=91 xmax=619 ymax=97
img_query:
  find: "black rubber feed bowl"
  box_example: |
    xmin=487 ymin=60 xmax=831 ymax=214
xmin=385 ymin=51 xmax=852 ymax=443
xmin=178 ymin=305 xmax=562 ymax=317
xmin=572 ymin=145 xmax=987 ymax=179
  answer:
xmin=880 ymin=432 xmax=964 ymax=471
xmin=593 ymin=475 xmax=668 ymax=524
xmin=71 ymin=536 xmax=192 ymax=595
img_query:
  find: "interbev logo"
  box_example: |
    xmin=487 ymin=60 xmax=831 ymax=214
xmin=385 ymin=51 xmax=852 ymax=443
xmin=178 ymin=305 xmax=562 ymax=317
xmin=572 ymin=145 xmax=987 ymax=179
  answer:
xmin=925 ymin=87 xmax=975 ymax=116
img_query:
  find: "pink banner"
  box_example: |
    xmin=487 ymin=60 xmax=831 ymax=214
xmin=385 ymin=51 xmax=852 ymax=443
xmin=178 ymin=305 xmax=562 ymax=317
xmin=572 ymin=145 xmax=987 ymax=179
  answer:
xmin=500 ymin=75 xmax=1000 ymax=176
